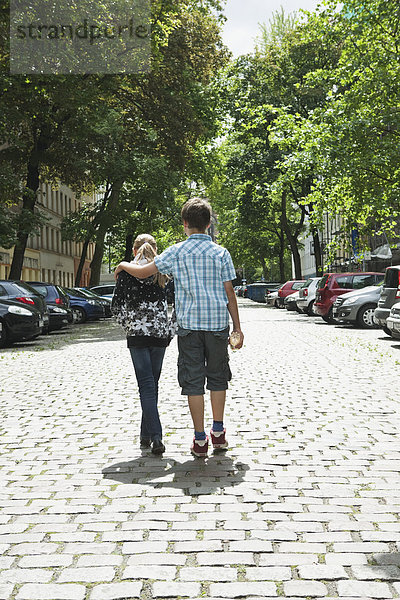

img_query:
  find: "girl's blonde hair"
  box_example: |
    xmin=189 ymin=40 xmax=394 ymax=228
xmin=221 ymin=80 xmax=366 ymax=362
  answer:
xmin=133 ymin=234 xmax=168 ymax=288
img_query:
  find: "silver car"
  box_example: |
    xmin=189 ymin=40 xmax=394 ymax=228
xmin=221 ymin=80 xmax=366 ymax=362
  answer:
xmin=296 ymin=277 xmax=321 ymax=316
xmin=332 ymin=284 xmax=382 ymax=329
xmin=374 ymin=265 xmax=400 ymax=335
xmin=386 ymin=301 xmax=400 ymax=339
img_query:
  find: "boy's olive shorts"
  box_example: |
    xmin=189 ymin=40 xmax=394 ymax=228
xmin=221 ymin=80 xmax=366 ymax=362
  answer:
xmin=177 ymin=327 xmax=232 ymax=396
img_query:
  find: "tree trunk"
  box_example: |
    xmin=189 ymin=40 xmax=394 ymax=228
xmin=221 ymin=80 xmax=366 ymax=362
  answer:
xmin=75 ymin=239 xmax=90 ymax=286
xmin=89 ymin=179 xmax=124 ymax=286
xmin=289 ymin=240 xmax=302 ymax=279
xmin=9 ymin=126 xmax=52 ymax=280
xmin=311 ymin=228 xmax=323 ymax=276
xmin=281 ymin=189 xmax=303 ymax=279
xmin=279 ymin=226 xmax=286 ymax=282
xmin=124 ymin=233 xmax=134 ymax=262
xmin=306 ymin=202 xmax=323 ymax=276
xmin=260 ymin=256 xmax=268 ymax=280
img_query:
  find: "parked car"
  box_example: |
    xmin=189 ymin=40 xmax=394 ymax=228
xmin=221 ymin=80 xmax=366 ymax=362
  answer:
xmin=27 ymin=282 xmax=71 ymax=331
xmin=0 ymin=280 xmax=49 ymax=333
xmin=235 ymin=284 xmax=248 ymax=298
xmin=296 ymin=277 xmax=321 ymax=316
xmin=374 ymin=265 xmax=400 ymax=335
xmin=314 ymin=272 xmax=384 ymax=323
xmin=64 ymin=288 xmax=105 ymax=323
xmin=385 ymin=301 xmax=400 ymax=339
xmin=0 ymin=297 xmax=43 ymax=347
xmin=264 ymin=283 xmax=282 ymax=303
xmin=332 ymin=284 xmax=382 ymax=329
xmin=75 ymin=288 xmax=112 ymax=317
xmin=266 ymin=290 xmax=279 ymax=308
xmin=276 ymin=280 xmax=305 ymax=308
xmin=246 ymin=281 xmax=281 ymax=303
xmin=89 ymin=283 xmax=116 ymax=300
xmin=285 ymin=290 xmax=301 ymax=311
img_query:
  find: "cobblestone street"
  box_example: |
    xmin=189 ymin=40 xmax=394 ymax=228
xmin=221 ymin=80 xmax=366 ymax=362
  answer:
xmin=1 ymin=298 xmax=400 ymax=600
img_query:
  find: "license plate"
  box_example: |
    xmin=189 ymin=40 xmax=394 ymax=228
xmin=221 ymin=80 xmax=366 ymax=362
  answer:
xmin=39 ymin=319 xmax=44 ymax=327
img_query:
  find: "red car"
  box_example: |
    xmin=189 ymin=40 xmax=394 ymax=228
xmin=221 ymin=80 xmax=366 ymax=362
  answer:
xmin=314 ymin=271 xmax=384 ymax=323
xmin=276 ymin=280 xmax=305 ymax=308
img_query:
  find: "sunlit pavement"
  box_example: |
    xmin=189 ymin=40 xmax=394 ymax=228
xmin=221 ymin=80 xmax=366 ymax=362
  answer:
xmin=1 ymin=300 xmax=400 ymax=600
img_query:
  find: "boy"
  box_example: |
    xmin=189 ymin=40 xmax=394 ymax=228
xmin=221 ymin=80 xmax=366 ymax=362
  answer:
xmin=114 ymin=198 xmax=244 ymax=457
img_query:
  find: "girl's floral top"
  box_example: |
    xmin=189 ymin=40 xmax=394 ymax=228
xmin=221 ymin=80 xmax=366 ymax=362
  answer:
xmin=111 ymin=270 xmax=176 ymax=348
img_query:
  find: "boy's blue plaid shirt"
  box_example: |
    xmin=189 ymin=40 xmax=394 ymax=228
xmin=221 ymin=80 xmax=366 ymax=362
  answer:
xmin=154 ymin=234 xmax=236 ymax=331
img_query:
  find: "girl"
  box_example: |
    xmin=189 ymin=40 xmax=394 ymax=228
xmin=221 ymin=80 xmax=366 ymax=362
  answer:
xmin=112 ymin=234 xmax=175 ymax=455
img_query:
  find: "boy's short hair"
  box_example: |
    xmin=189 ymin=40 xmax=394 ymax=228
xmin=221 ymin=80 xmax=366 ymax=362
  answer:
xmin=181 ymin=197 xmax=211 ymax=231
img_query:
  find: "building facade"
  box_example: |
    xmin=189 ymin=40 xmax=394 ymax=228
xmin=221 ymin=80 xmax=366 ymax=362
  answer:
xmin=298 ymin=213 xmax=400 ymax=278
xmin=0 ymin=182 xmax=96 ymax=286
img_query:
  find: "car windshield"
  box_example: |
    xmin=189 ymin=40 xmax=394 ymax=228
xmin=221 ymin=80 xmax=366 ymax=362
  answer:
xmin=64 ymin=287 xmax=88 ymax=298
xmin=25 ymin=283 xmax=48 ymax=297
xmin=9 ymin=282 xmax=37 ymax=295
xmin=75 ymin=288 xmax=96 ymax=298
xmin=352 ymin=274 xmax=377 ymax=289
xmin=384 ymin=268 xmax=400 ymax=288
xmin=318 ymin=275 xmax=329 ymax=289
xmin=301 ymin=279 xmax=313 ymax=288
xmin=293 ymin=282 xmax=305 ymax=290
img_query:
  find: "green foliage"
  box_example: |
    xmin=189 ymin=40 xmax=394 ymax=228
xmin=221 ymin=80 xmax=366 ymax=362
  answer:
xmin=273 ymin=0 xmax=400 ymax=250
xmin=0 ymin=0 xmax=228 ymax=277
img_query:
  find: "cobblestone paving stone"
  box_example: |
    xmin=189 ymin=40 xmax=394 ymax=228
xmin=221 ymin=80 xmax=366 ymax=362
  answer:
xmin=1 ymin=298 xmax=400 ymax=599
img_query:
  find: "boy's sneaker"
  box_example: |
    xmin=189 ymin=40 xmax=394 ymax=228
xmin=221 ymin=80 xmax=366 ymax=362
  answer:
xmin=210 ymin=428 xmax=228 ymax=451
xmin=191 ymin=436 xmax=209 ymax=458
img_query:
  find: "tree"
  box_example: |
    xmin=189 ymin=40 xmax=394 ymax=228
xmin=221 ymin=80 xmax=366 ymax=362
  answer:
xmin=210 ymin=9 xmax=339 ymax=278
xmin=278 ymin=0 xmax=400 ymax=254
xmin=1 ymin=0 xmax=228 ymax=281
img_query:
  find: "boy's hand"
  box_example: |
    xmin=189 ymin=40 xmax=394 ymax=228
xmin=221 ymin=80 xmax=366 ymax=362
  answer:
xmin=230 ymin=329 xmax=244 ymax=349
xmin=114 ymin=262 xmax=126 ymax=280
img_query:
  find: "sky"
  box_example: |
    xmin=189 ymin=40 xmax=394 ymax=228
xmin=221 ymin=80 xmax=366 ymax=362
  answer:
xmin=221 ymin=0 xmax=320 ymax=57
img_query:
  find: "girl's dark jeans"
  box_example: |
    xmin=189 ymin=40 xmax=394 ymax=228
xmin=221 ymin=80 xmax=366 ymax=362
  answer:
xmin=129 ymin=346 xmax=166 ymax=442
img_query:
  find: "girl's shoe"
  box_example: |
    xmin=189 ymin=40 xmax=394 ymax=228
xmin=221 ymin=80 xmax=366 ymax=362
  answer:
xmin=151 ymin=439 xmax=165 ymax=455
xmin=210 ymin=428 xmax=228 ymax=451
xmin=191 ymin=436 xmax=209 ymax=458
xmin=140 ymin=438 xmax=151 ymax=449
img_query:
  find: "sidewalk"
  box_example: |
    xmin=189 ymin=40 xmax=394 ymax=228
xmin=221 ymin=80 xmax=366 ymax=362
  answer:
xmin=1 ymin=300 xmax=400 ymax=599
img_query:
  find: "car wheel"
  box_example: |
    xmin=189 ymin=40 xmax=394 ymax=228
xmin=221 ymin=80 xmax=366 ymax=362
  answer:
xmin=306 ymin=300 xmax=315 ymax=316
xmin=72 ymin=307 xmax=87 ymax=324
xmin=356 ymin=303 xmax=378 ymax=329
xmin=322 ymin=307 xmax=336 ymax=324
xmin=0 ymin=320 xmax=8 ymax=348
xmin=383 ymin=325 xmax=392 ymax=336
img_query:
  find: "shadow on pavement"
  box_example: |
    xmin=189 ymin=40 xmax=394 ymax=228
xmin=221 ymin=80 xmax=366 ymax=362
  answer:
xmin=102 ymin=453 xmax=249 ymax=496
